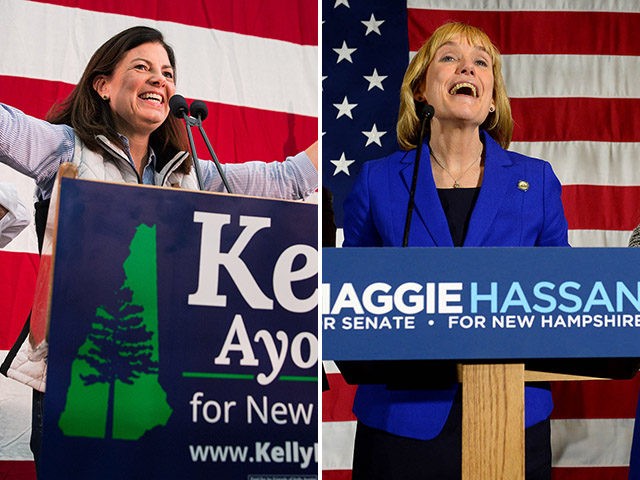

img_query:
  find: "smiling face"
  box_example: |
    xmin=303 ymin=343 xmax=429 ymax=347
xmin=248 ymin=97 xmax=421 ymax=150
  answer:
xmin=415 ymin=34 xmax=495 ymax=128
xmin=93 ymin=42 xmax=176 ymax=139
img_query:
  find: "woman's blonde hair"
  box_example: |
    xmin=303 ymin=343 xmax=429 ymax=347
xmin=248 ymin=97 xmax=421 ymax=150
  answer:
xmin=397 ymin=22 xmax=513 ymax=150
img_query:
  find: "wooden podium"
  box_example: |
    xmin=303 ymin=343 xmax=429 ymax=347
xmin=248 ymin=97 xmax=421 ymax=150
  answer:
xmin=323 ymin=247 xmax=640 ymax=480
xmin=461 ymin=363 xmax=524 ymax=479
xmin=459 ymin=363 xmax=600 ymax=480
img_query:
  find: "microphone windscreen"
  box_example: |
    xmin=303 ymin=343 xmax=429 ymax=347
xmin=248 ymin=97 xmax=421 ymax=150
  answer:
xmin=169 ymin=94 xmax=189 ymax=118
xmin=423 ymin=104 xmax=435 ymax=119
xmin=419 ymin=103 xmax=435 ymax=120
xmin=190 ymin=100 xmax=208 ymax=121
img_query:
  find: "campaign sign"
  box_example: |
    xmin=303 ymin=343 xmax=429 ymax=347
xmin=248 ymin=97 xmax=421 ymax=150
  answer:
xmin=41 ymin=178 xmax=318 ymax=479
xmin=323 ymin=247 xmax=640 ymax=361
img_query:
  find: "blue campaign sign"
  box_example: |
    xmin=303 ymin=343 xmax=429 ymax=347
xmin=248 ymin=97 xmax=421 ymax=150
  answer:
xmin=41 ymin=178 xmax=318 ymax=479
xmin=323 ymin=247 xmax=640 ymax=361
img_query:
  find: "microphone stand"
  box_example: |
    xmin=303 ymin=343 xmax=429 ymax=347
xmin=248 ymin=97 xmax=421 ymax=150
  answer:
xmin=402 ymin=104 xmax=434 ymax=247
xmin=193 ymin=117 xmax=232 ymax=194
xmin=189 ymin=100 xmax=232 ymax=194
xmin=169 ymin=95 xmax=204 ymax=190
xmin=182 ymin=114 xmax=205 ymax=191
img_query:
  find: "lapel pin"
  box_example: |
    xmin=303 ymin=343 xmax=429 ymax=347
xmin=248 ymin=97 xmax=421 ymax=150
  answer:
xmin=518 ymin=180 xmax=529 ymax=191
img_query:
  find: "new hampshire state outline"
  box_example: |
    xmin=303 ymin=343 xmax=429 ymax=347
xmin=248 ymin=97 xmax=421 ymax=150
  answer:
xmin=58 ymin=224 xmax=173 ymax=440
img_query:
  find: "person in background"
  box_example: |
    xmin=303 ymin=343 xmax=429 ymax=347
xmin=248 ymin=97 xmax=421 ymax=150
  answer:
xmin=0 ymin=181 xmax=30 ymax=248
xmin=342 ymin=22 xmax=568 ymax=479
xmin=0 ymin=25 xmax=317 ymax=474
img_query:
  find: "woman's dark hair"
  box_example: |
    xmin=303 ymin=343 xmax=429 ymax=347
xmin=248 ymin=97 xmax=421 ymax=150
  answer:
xmin=46 ymin=26 xmax=190 ymax=169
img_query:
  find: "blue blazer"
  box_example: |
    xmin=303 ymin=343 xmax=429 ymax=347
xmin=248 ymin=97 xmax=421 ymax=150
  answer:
xmin=343 ymin=131 xmax=570 ymax=440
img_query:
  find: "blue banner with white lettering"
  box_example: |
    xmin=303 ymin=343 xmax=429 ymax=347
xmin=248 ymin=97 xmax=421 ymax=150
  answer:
xmin=42 ymin=178 xmax=318 ymax=479
xmin=323 ymin=247 xmax=640 ymax=361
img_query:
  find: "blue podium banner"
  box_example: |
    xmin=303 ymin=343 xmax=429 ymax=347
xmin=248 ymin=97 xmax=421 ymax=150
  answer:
xmin=323 ymin=247 xmax=640 ymax=361
xmin=41 ymin=178 xmax=317 ymax=479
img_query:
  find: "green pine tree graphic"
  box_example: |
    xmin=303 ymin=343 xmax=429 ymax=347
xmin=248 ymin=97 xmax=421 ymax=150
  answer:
xmin=77 ymin=287 xmax=159 ymax=439
xmin=58 ymin=224 xmax=172 ymax=440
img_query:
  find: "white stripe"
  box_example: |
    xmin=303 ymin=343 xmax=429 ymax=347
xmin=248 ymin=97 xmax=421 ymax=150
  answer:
xmin=407 ymin=52 xmax=640 ymax=99
xmin=323 ymin=360 xmax=341 ymax=374
xmin=0 ymin=350 xmax=34 ymax=461
xmin=0 ymin=0 xmax=317 ymax=116
xmin=503 ymin=55 xmax=640 ymax=99
xmin=322 ymin=420 xmax=356 ymax=470
xmin=510 ymin=141 xmax=640 ymax=187
xmin=551 ymin=418 xmax=634 ymax=467
xmin=569 ymin=229 xmax=633 ymax=248
xmin=408 ymin=0 xmax=640 ymax=13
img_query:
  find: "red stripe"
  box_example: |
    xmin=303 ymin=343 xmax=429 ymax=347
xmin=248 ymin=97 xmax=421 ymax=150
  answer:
xmin=321 ymin=471 xmax=353 ymax=480
xmin=0 ymin=252 xmax=39 ymax=350
xmin=511 ymin=98 xmax=640 ymax=143
xmin=29 ymin=0 xmax=317 ymax=45
xmin=562 ymin=185 xmax=640 ymax=231
xmin=408 ymin=9 xmax=640 ymax=55
xmin=323 ymin=372 xmax=358 ymax=422
xmin=551 ymin=466 xmax=629 ymax=480
xmin=551 ymin=377 xmax=640 ymax=419
xmin=0 ymin=461 xmax=36 ymax=480
xmin=0 ymin=76 xmax=74 ymax=121
xmin=186 ymin=100 xmax=317 ymax=165
xmin=0 ymin=76 xmax=317 ymax=165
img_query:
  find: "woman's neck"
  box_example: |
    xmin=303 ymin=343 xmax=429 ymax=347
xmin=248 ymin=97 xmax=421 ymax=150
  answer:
xmin=429 ymin=123 xmax=483 ymax=168
xmin=124 ymin=133 xmax=150 ymax=175
xmin=428 ymin=122 xmax=485 ymax=189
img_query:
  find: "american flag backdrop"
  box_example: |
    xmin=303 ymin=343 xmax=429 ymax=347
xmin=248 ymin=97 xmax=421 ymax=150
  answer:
xmin=0 ymin=1 xmax=317 ymax=478
xmin=322 ymin=1 xmax=640 ymax=479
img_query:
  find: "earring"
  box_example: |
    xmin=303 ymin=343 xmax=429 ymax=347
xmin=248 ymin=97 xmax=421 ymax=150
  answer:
xmin=489 ymin=106 xmax=495 ymax=113
xmin=102 ymin=95 xmax=109 ymax=101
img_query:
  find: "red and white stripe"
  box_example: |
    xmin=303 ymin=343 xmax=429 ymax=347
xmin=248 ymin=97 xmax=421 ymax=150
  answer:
xmin=0 ymin=1 xmax=317 ymax=478
xmin=0 ymin=250 xmax=38 ymax=476
xmin=324 ymin=1 xmax=640 ymax=479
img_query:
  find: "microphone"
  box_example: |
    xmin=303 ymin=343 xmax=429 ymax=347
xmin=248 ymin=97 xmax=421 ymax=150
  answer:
xmin=419 ymin=103 xmax=435 ymax=122
xmin=189 ymin=101 xmax=232 ymax=194
xmin=402 ymin=102 xmax=434 ymax=247
xmin=189 ymin=100 xmax=208 ymax=121
xmin=169 ymin=94 xmax=204 ymax=190
xmin=169 ymin=94 xmax=189 ymax=118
